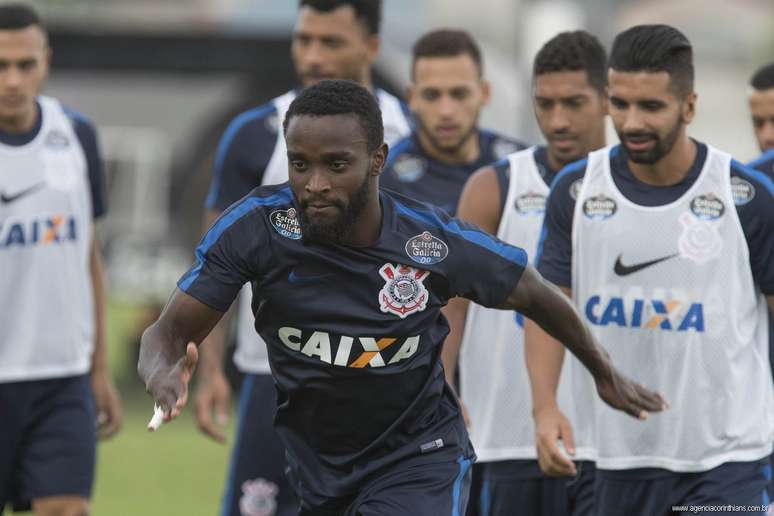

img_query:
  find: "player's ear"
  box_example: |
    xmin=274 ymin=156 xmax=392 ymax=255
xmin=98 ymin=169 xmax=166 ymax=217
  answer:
xmin=370 ymin=143 xmax=389 ymax=176
xmin=365 ymin=34 xmax=379 ymax=66
xmin=600 ymin=86 xmax=609 ymax=116
xmin=480 ymin=79 xmax=492 ymax=105
xmin=682 ymin=91 xmax=697 ymax=124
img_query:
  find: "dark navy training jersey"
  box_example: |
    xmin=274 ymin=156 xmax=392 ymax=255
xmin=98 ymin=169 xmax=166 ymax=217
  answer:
xmin=748 ymin=148 xmax=774 ymax=180
xmin=537 ymin=142 xmax=774 ymax=296
xmin=381 ymin=130 xmax=526 ymax=215
xmin=178 ymin=184 xmax=527 ymax=500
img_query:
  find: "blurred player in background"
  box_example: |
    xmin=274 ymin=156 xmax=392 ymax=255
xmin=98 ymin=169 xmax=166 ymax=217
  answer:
xmin=0 ymin=4 xmax=121 ymax=515
xmin=747 ymin=62 xmax=774 ymax=176
xmin=197 ymin=1 xmax=411 ymax=515
xmin=746 ymin=60 xmax=774 ymax=514
xmin=381 ymin=29 xmax=525 ymax=216
xmin=442 ymin=31 xmax=607 ymax=516
xmin=139 ymin=79 xmax=665 ymax=516
xmin=530 ymin=24 xmax=774 ymax=515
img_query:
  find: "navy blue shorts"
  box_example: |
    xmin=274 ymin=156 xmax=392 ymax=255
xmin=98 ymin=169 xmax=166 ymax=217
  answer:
xmin=0 ymin=374 xmax=95 ymax=513
xmin=478 ymin=459 xmax=595 ymax=516
xmin=221 ymin=374 xmax=298 ymax=516
xmin=595 ymin=459 xmax=771 ymax=516
xmin=297 ymin=452 xmax=473 ymax=516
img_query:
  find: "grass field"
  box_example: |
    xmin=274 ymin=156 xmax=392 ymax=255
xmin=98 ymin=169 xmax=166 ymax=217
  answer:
xmin=7 ymin=301 xmax=236 ymax=515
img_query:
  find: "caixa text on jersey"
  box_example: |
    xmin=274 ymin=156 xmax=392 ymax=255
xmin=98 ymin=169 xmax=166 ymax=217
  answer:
xmin=0 ymin=214 xmax=78 ymax=249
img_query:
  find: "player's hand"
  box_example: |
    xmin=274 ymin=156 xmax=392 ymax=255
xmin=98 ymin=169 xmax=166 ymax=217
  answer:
xmin=194 ymin=369 xmax=231 ymax=443
xmin=533 ymin=404 xmax=577 ymax=477
xmin=595 ymin=366 xmax=668 ymax=420
xmin=140 ymin=342 xmax=199 ymax=425
xmin=91 ymin=368 xmax=123 ymax=439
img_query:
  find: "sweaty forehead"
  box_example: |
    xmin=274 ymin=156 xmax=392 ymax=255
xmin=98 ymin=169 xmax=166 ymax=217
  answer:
xmin=285 ymin=113 xmax=369 ymax=152
xmin=534 ymin=70 xmax=594 ymax=98
xmin=413 ymin=55 xmax=480 ymax=85
xmin=608 ymin=69 xmax=673 ymax=98
xmin=0 ymin=26 xmax=46 ymax=53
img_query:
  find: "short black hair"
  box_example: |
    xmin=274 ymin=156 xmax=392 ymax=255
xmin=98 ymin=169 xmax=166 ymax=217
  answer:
xmin=609 ymin=24 xmax=694 ymax=98
xmin=283 ymin=79 xmax=383 ymax=152
xmin=750 ymin=62 xmax=774 ymax=91
xmin=412 ymin=29 xmax=483 ymax=78
xmin=299 ymin=0 xmax=381 ymax=35
xmin=533 ymin=30 xmax=607 ymax=93
xmin=0 ymin=3 xmax=43 ymax=31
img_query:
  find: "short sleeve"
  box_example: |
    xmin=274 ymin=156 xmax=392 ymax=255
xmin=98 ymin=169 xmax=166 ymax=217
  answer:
xmin=178 ymin=200 xmax=270 ymax=311
xmin=732 ymin=161 xmax=774 ymax=295
xmin=535 ymin=160 xmax=586 ymax=288
xmin=205 ymin=104 xmax=279 ymax=212
xmin=66 ymin=108 xmax=107 ymax=219
xmin=445 ymin=218 xmax=528 ymax=307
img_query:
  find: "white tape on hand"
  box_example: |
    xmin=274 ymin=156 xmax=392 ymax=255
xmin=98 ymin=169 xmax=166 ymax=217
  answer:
xmin=147 ymin=404 xmax=165 ymax=432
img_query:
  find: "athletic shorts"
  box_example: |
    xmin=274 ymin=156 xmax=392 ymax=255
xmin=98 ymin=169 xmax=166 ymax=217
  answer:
xmin=595 ymin=458 xmax=771 ymax=516
xmin=0 ymin=374 xmax=95 ymax=513
xmin=297 ymin=451 xmax=473 ymax=516
xmin=221 ymin=373 xmax=298 ymax=516
xmin=479 ymin=459 xmax=595 ymax=516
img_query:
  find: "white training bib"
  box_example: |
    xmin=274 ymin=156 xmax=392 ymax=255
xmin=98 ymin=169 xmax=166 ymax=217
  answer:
xmin=459 ymin=147 xmax=596 ymax=462
xmin=572 ymin=144 xmax=773 ymax=471
xmin=0 ymin=96 xmax=95 ymax=381
xmin=234 ymin=89 xmax=412 ymax=374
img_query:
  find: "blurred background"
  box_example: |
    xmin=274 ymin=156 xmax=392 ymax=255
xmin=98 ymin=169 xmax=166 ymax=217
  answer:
xmin=17 ymin=0 xmax=774 ymax=513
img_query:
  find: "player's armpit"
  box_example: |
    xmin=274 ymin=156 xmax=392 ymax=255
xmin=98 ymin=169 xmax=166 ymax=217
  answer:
xmin=499 ymin=265 xmax=668 ymax=419
xmin=138 ymin=289 xmax=225 ymax=422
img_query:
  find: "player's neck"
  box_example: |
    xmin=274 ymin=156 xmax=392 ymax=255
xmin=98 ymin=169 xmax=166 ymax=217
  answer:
xmin=342 ymin=189 xmax=382 ymax=247
xmin=627 ymin=135 xmax=696 ymax=187
xmin=418 ymin=130 xmax=480 ymax=165
xmin=0 ymin=103 xmax=38 ymax=135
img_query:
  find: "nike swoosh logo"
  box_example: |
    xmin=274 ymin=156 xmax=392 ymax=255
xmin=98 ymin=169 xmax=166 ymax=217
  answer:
xmin=287 ymin=270 xmax=333 ymax=285
xmin=0 ymin=182 xmax=45 ymax=204
xmin=613 ymin=253 xmax=679 ymax=276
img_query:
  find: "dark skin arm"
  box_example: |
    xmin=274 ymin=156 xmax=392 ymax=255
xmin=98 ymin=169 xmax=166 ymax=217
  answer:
xmin=498 ymin=265 xmax=668 ymax=428
xmin=137 ymin=289 xmax=225 ymax=424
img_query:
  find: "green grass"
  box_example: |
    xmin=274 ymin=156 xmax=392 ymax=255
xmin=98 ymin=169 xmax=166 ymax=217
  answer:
xmin=91 ymin=403 xmax=233 ymax=516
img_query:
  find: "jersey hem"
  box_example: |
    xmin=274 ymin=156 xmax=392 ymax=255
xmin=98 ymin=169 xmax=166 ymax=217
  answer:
xmin=0 ymin=360 xmax=91 ymax=383
xmin=595 ymin=444 xmax=773 ymax=472
xmin=475 ymin=445 xmax=596 ymax=463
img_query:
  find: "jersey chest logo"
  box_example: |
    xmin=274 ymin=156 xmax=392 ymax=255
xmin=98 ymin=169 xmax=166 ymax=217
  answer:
xmin=378 ymin=263 xmax=430 ymax=319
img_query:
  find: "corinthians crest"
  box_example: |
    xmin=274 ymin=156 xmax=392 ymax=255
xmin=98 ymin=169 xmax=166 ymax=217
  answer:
xmin=378 ymin=264 xmax=430 ymax=319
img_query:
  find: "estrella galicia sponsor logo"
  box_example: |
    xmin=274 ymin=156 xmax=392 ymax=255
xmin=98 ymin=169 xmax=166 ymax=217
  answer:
xmin=0 ymin=214 xmax=77 ymax=249
xmin=585 ymin=295 xmax=704 ymax=332
xmin=269 ymin=208 xmax=302 ymax=240
xmin=45 ymin=129 xmax=70 ymax=148
xmin=730 ymin=177 xmax=755 ymax=205
xmin=378 ymin=263 xmax=430 ymax=318
xmin=582 ymin=194 xmax=617 ymax=220
xmin=392 ymin=155 xmax=426 ymax=183
xmin=514 ymin=192 xmax=546 ymax=215
xmin=689 ymin=193 xmax=724 ymax=220
xmin=569 ymin=179 xmax=583 ymax=201
xmin=405 ymin=231 xmax=448 ymax=265
xmin=278 ymin=327 xmax=421 ymax=368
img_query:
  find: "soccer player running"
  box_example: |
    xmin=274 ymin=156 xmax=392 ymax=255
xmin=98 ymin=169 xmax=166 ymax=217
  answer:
xmin=0 ymin=4 xmax=121 ymax=515
xmin=746 ymin=60 xmax=774 ymax=514
xmin=441 ymin=31 xmax=607 ymax=516
xmin=196 ymin=1 xmax=410 ymax=515
xmin=380 ymin=29 xmax=525 ymax=216
xmin=528 ymin=25 xmax=774 ymax=516
xmin=747 ymin=62 xmax=774 ymax=178
xmin=138 ymin=80 xmax=665 ymax=516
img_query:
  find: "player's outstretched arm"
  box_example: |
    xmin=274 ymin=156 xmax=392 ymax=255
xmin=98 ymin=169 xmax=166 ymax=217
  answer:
xmin=138 ymin=288 xmax=225 ymax=425
xmin=193 ymin=209 xmax=233 ymax=443
xmin=499 ymin=265 xmax=668 ymax=419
